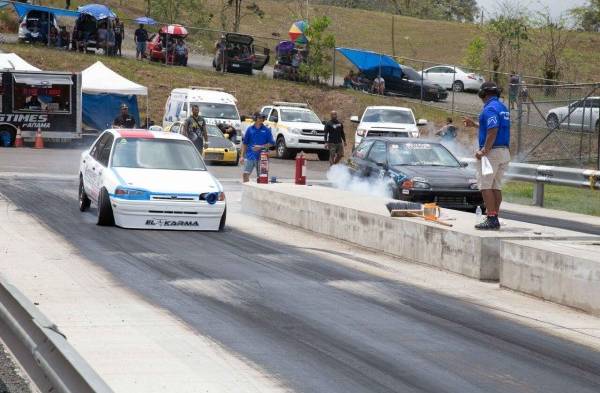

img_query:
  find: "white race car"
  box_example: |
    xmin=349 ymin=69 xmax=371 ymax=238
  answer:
xmin=79 ymin=129 xmax=226 ymax=231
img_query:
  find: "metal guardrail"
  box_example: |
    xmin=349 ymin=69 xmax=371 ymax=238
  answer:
xmin=0 ymin=277 xmax=114 ymax=393
xmin=461 ymin=159 xmax=600 ymax=206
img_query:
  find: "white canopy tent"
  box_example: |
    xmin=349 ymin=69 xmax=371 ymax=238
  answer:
xmin=81 ymin=61 xmax=149 ymax=129
xmin=0 ymin=53 xmax=41 ymax=71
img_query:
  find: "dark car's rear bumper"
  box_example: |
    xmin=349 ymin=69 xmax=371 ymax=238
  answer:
xmin=398 ymin=189 xmax=483 ymax=210
xmin=227 ymin=61 xmax=253 ymax=73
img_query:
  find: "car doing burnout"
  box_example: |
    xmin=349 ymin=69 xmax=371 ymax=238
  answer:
xmin=348 ymin=138 xmax=483 ymax=211
xmin=79 ymin=129 xmax=226 ymax=230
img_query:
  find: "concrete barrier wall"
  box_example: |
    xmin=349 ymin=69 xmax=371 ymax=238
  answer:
xmin=242 ymin=183 xmax=598 ymax=281
xmin=501 ymin=240 xmax=600 ymax=316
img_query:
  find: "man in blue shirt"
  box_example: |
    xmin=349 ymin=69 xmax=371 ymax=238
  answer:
xmin=463 ymin=81 xmax=511 ymax=230
xmin=240 ymin=112 xmax=275 ymax=182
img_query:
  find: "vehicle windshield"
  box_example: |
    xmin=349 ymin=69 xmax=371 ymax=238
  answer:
xmin=401 ymin=66 xmax=422 ymax=81
xmin=111 ymin=138 xmax=207 ymax=171
xmin=388 ymin=142 xmax=460 ymax=167
xmin=280 ymin=109 xmax=321 ymax=124
xmin=206 ymin=124 xmax=224 ymax=138
xmin=362 ymin=108 xmax=415 ymax=124
xmin=191 ymin=102 xmax=239 ymax=120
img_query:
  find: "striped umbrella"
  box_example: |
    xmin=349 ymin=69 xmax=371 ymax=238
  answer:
xmin=160 ymin=24 xmax=188 ymax=36
xmin=288 ymin=20 xmax=308 ymax=44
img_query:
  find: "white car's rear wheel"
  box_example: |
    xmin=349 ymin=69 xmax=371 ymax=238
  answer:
xmin=79 ymin=176 xmax=91 ymax=212
xmin=546 ymin=113 xmax=560 ymax=130
xmin=452 ymin=81 xmax=464 ymax=92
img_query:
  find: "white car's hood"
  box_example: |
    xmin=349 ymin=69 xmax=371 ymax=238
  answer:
xmin=359 ymin=121 xmax=418 ymax=132
xmin=112 ymin=167 xmax=221 ymax=194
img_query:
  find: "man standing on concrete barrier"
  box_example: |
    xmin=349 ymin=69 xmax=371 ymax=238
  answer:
xmin=240 ymin=112 xmax=274 ymax=183
xmin=324 ymin=110 xmax=347 ymax=165
xmin=462 ymin=81 xmax=511 ymax=230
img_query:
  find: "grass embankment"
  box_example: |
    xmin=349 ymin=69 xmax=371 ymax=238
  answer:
xmin=503 ymin=181 xmax=600 ymax=217
xmin=4 ymin=43 xmax=450 ymax=144
xmin=27 ymin=0 xmax=600 ymax=83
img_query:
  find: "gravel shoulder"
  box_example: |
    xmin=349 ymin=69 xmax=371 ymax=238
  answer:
xmin=0 ymin=339 xmax=33 ymax=393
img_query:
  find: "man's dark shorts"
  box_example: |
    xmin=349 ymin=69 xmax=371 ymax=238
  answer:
xmin=329 ymin=143 xmax=344 ymax=157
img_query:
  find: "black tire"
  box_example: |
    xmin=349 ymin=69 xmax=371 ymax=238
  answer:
xmin=218 ymin=208 xmax=227 ymax=232
xmin=96 ymin=188 xmax=115 ymax=226
xmin=317 ymin=150 xmax=330 ymax=161
xmin=546 ymin=113 xmax=560 ymax=130
xmin=452 ymin=81 xmax=464 ymax=92
xmin=276 ymin=136 xmax=292 ymax=159
xmin=79 ymin=176 xmax=91 ymax=212
xmin=595 ymin=120 xmax=599 ymax=133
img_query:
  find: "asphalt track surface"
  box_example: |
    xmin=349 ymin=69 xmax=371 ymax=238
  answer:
xmin=2 ymin=149 xmax=600 ymax=392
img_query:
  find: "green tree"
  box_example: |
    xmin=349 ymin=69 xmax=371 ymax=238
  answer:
xmin=463 ymin=36 xmax=486 ymax=72
xmin=531 ymin=11 xmax=570 ymax=84
xmin=570 ymin=0 xmax=600 ymax=32
xmin=299 ymin=16 xmax=336 ymax=84
xmin=485 ymin=13 xmax=528 ymax=83
xmin=219 ymin=0 xmax=264 ymax=32
xmin=150 ymin=0 xmax=212 ymax=26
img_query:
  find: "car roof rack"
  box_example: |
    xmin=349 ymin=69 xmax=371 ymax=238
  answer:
xmin=272 ymin=101 xmax=309 ymax=108
xmin=189 ymin=86 xmax=225 ymax=92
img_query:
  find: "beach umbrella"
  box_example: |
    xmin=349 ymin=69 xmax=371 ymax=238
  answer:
xmin=160 ymin=24 xmax=188 ymax=36
xmin=288 ymin=20 xmax=308 ymax=44
xmin=135 ymin=16 xmax=156 ymax=25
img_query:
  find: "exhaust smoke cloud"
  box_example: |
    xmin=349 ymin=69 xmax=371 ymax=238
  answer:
xmin=326 ymin=164 xmax=394 ymax=199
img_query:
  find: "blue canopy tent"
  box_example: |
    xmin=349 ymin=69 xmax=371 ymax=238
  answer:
xmin=336 ymin=47 xmax=403 ymax=80
xmin=78 ymin=4 xmax=116 ymax=20
xmin=134 ymin=16 xmax=156 ymax=25
xmin=11 ymin=2 xmax=80 ymax=18
xmin=81 ymin=62 xmax=148 ymax=131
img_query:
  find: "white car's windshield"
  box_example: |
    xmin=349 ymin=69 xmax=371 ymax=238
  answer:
xmin=280 ymin=109 xmax=321 ymax=124
xmin=191 ymin=102 xmax=239 ymax=120
xmin=362 ymin=109 xmax=415 ymax=124
xmin=389 ymin=142 xmax=460 ymax=167
xmin=111 ymin=138 xmax=207 ymax=171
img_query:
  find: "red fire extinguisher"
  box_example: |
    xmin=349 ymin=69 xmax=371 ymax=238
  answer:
xmin=295 ymin=152 xmax=306 ymax=185
xmin=258 ymin=150 xmax=269 ymax=184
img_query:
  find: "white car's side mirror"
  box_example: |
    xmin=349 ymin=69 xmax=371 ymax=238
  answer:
xmin=350 ymin=115 xmax=359 ymax=123
xmin=417 ymin=119 xmax=428 ymax=126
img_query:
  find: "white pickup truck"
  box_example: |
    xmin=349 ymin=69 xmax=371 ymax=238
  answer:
xmin=351 ymin=106 xmax=427 ymax=148
xmin=255 ymin=102 xmax=329 ymax=160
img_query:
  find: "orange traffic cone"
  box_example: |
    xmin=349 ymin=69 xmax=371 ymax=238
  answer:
xmin=34 ymin=128 xmax=44 ymax=149
xmin=14 ymin=128 xmax=23 ymax=148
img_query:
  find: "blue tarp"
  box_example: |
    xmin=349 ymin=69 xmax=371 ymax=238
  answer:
xmin=336 ymin=47 xmax=402 ymax=80
xmin=78 ymin=4 xmax=116 ymax=20
xmin=12 ymin=2 xmax=80 ymax=18
xmin=83 ymin=94 xmax=140 ymax=131
xmin=135 ymin=16 xmax=156 ymax=25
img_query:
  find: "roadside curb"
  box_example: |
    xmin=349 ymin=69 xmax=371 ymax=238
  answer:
xmin=0 ymin=277 xmax=114 ymax=393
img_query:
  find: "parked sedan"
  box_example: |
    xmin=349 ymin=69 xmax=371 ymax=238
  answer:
xmin=385 ymin=65 xmax=448 ymax=102
xmin=79 ymin=129 xmax=226 ymax=231
xmin=420 ymin=65 xmax=485 ymax=92
xmin=347 ymin=137 xmax=483 ymax=211
xmin=546 ymin=97 xmax=599 ymax=132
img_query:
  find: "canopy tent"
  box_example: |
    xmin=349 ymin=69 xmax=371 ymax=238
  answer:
xmin=12 ymin=2 xmax=80 ymax=19
xmin=135 ymin=16 xmax=156 ymax=25
xmin=336 ymin=47 xmax=402 ymax=80
xmin=78 ymin=4 xmax=116 ymax=20
xmin=81 ymin=62 xmax=148 ymax=131
xmin=0 ymin=53 xmax=41 ymax=71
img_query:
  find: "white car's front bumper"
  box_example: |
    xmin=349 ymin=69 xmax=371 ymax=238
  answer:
xmin=110 ymin=198 xmax=226 ymax=231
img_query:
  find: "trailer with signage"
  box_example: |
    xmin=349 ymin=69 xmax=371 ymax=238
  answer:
xmin=0 ymin=70 xmax=82 ymax=146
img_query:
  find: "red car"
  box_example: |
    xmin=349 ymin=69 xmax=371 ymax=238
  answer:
xmin=147 ymin=24 xmax=188 ymax=66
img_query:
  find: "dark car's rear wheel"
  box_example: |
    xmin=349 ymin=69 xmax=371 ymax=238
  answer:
xmin=79 ymin=176 xmax=91 ymax=212
xmin=97 ymin=188 xmax=115 ymax=226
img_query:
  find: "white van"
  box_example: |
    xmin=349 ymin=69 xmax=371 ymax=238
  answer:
xmin=163 ymin=87 xmax=242 ymax=136
xmin=350 ymin=106 xmax=427 ymax=148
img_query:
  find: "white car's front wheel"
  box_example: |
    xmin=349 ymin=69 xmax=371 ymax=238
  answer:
xmin=97 ymin=188 xmax=115 ymax=226
xmin=546 ymin=113 xmax=560 ymax=130
xmin=452 ymin=81 xmax=464 ymax=92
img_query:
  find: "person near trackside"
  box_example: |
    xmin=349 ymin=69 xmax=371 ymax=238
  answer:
xmin=112 ymin=104 xmax=136 ymax=129
xmin=324 ymin=110 xmax=347 ymax=165
xmin=182 ymin=104 xmax=209 ymax=155
xmin=435 ymin=117 xmax=458 ymax=141
xmin=240 ymin=112 xmax=274 ymax=183
xmin=462 ymin=81 xmax=511 ymax=230
xmin=134 ymin=24 xmax=148 ymax=60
